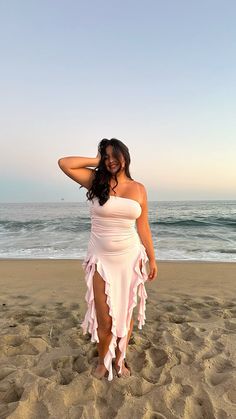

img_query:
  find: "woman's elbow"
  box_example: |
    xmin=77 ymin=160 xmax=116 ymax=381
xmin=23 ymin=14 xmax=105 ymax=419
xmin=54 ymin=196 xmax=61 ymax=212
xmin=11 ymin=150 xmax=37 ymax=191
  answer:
xmin=58 ymin=158 xmax=66 ymax=168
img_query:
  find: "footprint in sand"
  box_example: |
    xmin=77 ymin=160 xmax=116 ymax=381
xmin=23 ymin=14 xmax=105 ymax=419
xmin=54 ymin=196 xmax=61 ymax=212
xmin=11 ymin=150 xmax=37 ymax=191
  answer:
xmin=57 ymin=368 xmax=76 ymax=385
xmin=2 ymin=335 xmax=25 ymax=347
xmin=196 ymin=331 xmax=225 ymax=362
xmin=0 ymin=382 xmax=24 ymax=404
xmin=129 ymin=349 xmax=146 ymax=374
xmin=164 ymin=382 xmax=195 ymax=418
xmin=207 ymin=328 xmax=223 ymax=341
xmin=184 ymin=390 xmax=216 ymax=419
xmin=203 ymin=355 xmax=234 ymax=386
xmin=73 ymin=354 xmax=88 ymax=374
xmin=178 ymin=324 xmax=203 ymax=345
xmin=51 ymin=357 xmax=77 ymax=385
xmin=141 ymin=347 xmax=169 ymax=383
xmin=175 ymin=349 xmax=195 ymax=366
xmin=3 ymin=336 xmax=39 ymax=357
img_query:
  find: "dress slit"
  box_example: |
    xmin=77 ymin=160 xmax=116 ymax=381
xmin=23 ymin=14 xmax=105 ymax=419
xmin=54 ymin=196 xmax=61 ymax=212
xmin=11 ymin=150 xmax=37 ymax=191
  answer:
xmin=81 ymin=243 xmax=148 ymax=381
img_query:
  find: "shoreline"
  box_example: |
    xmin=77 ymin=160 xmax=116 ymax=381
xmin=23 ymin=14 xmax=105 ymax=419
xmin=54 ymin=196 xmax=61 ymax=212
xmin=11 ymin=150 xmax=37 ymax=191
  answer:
xmin=0 ymin=257 xmax=236 ymax=263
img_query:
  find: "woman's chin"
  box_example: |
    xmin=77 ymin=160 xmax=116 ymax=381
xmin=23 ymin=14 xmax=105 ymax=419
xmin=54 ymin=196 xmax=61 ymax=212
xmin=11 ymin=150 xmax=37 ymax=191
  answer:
xmin=108 ymin=166 xmax=120 ymax=173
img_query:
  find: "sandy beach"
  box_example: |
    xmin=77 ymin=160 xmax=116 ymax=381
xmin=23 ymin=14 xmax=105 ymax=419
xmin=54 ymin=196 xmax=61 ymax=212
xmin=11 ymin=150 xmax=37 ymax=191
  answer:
xmin=0 ymin=259 xmax=235 ymax=418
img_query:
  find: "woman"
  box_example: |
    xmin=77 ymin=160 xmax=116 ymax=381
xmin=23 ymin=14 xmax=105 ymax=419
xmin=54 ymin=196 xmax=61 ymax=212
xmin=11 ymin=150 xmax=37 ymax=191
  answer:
xmin=58 ymin=138 xmax=158 ymax=381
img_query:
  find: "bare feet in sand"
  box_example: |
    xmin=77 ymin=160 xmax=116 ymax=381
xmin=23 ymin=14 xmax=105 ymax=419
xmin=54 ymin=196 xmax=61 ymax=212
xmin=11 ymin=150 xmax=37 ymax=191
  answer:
xmin=92 ymin=363 xmax=108 ymax=379
xmin=92 ymin=359 xmax=131 ymax=379
xmin=114 ymin=360 xmax=131 ymax=378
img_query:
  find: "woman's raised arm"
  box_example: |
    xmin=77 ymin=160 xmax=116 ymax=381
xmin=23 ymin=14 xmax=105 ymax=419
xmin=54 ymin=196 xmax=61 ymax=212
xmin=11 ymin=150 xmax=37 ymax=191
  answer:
xmin=58 ymin=153 xmax=100 ymax=190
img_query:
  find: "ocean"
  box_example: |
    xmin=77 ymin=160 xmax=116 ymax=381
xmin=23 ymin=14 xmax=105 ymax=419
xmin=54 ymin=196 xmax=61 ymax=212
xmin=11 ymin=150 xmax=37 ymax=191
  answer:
xmin=0 ymin=200 xmax=235 ymax=262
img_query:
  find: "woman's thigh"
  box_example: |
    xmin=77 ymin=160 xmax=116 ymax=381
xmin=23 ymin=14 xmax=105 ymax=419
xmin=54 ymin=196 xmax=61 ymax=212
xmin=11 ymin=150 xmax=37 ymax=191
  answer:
xmin=93 ymin=265 xmax=112 ymax=329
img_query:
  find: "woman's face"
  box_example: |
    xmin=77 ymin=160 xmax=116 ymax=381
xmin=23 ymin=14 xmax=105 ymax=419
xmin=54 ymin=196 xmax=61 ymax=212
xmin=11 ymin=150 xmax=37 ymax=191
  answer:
xmin=104 ymin=145 xmax=125 ymax=174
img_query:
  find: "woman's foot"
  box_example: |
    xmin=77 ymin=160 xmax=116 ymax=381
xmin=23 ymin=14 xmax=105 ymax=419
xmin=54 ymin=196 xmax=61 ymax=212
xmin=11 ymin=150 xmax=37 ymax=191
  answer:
xmin=92 ymin=363 xmax=108 ymax=379
xmin=114 ymin=359 xmax=131 ymax=378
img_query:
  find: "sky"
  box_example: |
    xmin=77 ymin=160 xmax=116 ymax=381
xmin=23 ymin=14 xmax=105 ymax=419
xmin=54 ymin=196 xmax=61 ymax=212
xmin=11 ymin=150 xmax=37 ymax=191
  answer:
xmin=0 ymin=0 xmax=235 ymax=202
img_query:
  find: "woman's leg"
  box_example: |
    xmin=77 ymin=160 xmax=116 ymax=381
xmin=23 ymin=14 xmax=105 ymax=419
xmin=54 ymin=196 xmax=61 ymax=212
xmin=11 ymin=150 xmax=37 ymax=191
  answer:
xmin=114 ymin=316 xmax=134 ymax=376
xmin=92 ymin=266 xmax=113 ymax=378
xmin=114 ymin=259 xmax=143 ymax=376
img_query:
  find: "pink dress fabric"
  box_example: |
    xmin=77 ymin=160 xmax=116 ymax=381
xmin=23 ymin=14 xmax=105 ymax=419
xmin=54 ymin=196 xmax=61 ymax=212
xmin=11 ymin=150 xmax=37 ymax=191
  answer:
xmin=81 ymin=195 xmax=148 ymax=381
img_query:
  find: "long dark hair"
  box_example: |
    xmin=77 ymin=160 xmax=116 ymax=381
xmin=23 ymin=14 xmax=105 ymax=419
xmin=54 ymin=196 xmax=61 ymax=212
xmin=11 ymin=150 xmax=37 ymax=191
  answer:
xmin=86 ymin=138 xmax=133 ymax=206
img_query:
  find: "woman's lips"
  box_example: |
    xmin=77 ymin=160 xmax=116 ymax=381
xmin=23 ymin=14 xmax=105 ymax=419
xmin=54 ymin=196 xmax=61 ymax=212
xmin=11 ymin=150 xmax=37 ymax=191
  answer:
xmin=109 ymin=164 xmax=118 ymax=168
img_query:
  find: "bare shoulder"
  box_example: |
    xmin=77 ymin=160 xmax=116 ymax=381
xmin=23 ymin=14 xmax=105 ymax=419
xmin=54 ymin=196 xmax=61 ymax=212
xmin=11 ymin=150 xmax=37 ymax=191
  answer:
xmin=132 ymin=180 xmax=146 ymax=193
xmin=135 ymin=181 xmax=146 ymax=190
xmin=131 ymin=181 xmax=147 ymax=204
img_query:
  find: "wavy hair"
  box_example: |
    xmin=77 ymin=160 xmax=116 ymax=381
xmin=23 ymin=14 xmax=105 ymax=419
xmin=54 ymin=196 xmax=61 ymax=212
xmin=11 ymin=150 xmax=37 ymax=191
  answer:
xmin=86 ymin=138 xmax=133 ymax=206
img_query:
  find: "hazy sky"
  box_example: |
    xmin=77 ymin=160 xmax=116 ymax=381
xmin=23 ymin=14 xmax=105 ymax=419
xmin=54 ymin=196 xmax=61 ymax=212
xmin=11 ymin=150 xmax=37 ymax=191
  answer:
xmin=1 ymin=0 xmax=235 ymax=202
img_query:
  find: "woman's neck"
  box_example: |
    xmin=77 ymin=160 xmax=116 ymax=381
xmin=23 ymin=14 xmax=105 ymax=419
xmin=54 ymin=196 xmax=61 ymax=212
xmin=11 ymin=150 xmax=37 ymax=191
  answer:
xmin=110 ymin=175 xmax=132 ymax=185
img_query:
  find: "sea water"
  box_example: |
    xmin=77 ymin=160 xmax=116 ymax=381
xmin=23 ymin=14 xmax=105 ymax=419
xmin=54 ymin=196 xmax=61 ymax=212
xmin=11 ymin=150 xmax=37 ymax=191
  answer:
xmin=0 ymin=200 xmax=235 ymax=261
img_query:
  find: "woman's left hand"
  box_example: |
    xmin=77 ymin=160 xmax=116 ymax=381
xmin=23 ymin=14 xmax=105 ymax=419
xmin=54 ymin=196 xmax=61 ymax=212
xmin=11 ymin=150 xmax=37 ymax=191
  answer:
xmin=148 ymin=259 xmax=158 ymax=281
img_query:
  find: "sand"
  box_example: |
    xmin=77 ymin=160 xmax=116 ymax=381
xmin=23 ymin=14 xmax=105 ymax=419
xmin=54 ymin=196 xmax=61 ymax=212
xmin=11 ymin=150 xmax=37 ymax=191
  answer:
xmin=0 ymin=259 xmax=235 ymax=419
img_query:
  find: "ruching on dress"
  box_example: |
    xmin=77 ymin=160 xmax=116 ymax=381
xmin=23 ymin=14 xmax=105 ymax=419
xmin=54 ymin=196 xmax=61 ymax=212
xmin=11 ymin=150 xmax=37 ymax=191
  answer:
xmin=81 ymin=243 xmax=148 ymax=381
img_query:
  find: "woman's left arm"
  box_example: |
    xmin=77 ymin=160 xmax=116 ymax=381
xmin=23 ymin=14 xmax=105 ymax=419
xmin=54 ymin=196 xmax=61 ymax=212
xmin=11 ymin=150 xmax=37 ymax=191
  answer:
xmin=136 ymin=185 xmax=158 ymax=281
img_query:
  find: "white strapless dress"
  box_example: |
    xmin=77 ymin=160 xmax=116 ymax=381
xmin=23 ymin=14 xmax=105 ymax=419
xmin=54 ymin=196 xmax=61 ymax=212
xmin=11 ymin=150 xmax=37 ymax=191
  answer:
xmin=81 ymin=195 xmax=148 ymax=381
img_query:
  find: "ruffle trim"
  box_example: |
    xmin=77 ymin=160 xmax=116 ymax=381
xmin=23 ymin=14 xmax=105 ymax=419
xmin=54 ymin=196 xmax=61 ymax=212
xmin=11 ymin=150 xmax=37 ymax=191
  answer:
xmin=81 ymin=243 xmax=148 ymax=381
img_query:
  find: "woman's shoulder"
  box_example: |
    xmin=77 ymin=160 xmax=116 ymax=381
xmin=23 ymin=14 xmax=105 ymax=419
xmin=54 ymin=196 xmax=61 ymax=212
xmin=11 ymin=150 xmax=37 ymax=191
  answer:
xmin=130 ymin=180 xmax=146 ymax=192
xmin=128 ymin=180 xmax=147 ymax=202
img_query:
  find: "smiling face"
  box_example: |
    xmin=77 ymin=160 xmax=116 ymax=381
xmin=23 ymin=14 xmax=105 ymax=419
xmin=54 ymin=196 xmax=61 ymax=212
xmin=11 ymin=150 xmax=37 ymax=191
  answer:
xmin=104 ymin=145 xmax=125 ymax=174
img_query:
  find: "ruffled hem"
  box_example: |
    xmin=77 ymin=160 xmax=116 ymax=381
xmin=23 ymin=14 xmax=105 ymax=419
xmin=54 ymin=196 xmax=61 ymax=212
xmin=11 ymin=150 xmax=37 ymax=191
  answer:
xmin=81 ymin=243 xmax=148 ymax=381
